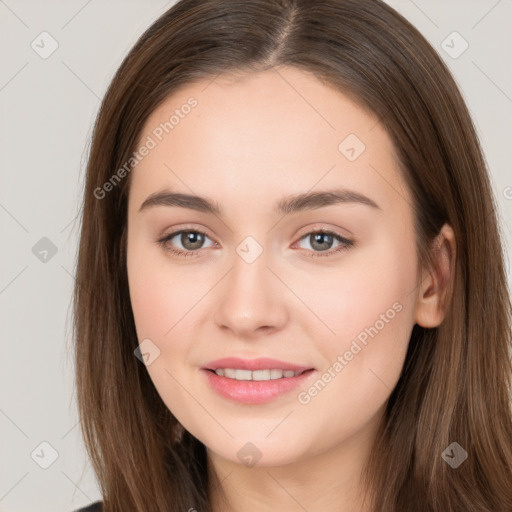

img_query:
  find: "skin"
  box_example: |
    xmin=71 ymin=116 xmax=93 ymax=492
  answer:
xmin=126 ymin=66 xmax=455 ymax=512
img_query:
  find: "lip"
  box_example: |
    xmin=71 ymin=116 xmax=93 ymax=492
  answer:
xmin=202 ymin=357 xmax=313 ymax=373
xmin=200 ymin=357 xmax=316 ymax=405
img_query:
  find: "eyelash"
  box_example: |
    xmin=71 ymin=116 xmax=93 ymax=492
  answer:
xmin=157 ymin=226 xmax=354 ymax=259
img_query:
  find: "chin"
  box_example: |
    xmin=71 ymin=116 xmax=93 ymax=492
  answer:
xmin=204 ymin=433 xmax=311 ymax=468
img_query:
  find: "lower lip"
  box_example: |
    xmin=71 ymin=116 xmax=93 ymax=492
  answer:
xmin=201 ymin=368 xmax=316 ymax=405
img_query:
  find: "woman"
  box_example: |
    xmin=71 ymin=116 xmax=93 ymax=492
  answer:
xmin=72 ymin=0 xmax=512 ymax=510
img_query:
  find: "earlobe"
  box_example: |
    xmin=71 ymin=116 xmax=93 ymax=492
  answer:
xmin=413 ymin=223 xmax=456 ymax=328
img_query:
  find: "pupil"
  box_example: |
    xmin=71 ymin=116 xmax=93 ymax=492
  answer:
xmin=183 ymin=231 xmax=204 ymax=249
xmin=312 ymin=233 xmax=332 ymax=250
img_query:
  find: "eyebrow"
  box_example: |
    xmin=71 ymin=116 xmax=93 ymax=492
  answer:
xmin=138 ymin=188 xmax=381 ymax=216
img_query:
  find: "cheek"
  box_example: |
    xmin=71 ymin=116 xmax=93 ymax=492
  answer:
xmin=289 ymin=229 xmax=418 ymax=348
xmin=294 ymin=232 xmax=418 ymax=436
xmin=127 ymin=243 xmax=203 ymax=340
xmin=127 ymin=247 xmax=203 ymax=422
xmin=127 ymin=244 xmax=211 ymax=395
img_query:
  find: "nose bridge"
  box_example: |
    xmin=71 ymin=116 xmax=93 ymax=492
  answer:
xmin=213 ymin=238 xmax=288 ymax=336
xmin=231 ymin=242 xmax=269 ymax=293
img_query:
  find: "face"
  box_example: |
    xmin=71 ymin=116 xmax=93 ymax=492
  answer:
xmin=126 ymin=66 xmax=421 ymax=468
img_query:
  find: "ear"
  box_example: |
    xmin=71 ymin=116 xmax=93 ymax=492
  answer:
xmin=413 ymin=223 xmax=456 ymax=328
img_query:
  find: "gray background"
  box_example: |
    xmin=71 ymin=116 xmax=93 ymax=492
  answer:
xmin=0 ymin=1 xmax=510 ymax=511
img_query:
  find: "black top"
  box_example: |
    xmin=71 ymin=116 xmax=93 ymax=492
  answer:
xmin=74 ymin=501 xmax=102 ymax=512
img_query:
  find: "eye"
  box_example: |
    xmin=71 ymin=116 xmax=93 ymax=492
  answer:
xmin=157 ymin=227 xmax=354 ymax=259
xmin=157 ymin=228 xmax=216 ymax=258
xmin=294 ymin=230 xmax=354 ymax=258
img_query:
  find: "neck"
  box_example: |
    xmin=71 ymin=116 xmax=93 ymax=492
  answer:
xmin=206 ymin=413 xmax=382 ymax=512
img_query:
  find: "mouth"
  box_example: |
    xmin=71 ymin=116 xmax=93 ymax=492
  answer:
xmin=201 ymin=357 xmax=316 ymax=404
xmin=202 ymin=356 xmax=314 ymax=374
xmin=204 ymin=367 xmax=311 ymax=381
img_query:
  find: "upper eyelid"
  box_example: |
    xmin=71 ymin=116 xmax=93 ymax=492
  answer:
xmin=161 ymin=227 xmax=215 ymax=243
xmin=162 ymin=221 xmax=352 ymax=239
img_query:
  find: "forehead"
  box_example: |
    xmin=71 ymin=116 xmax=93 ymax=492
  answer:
xmin=128 ymin=66 xmax=410 ymax=217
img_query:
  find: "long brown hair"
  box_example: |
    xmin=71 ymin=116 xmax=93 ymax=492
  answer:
xmin=72 ymin=0 xmax=512 ymax=510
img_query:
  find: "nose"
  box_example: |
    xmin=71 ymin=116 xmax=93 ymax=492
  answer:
xmin=213 ymin=250 xmax=289 ymax=339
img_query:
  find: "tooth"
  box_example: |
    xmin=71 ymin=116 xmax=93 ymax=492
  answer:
xmin=270 ymin=369 xmax=284 ymax=379
xmin=252 ymin=369 xmax=271 ymax=381
xmin=235 ymin=369 xmax=252 ymax=380
xmin=214 ymin=368 xmax=304 ymax=380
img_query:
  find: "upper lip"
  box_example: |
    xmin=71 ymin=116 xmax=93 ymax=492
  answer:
xmin=202 ymin=357 xmax=314 ymax=372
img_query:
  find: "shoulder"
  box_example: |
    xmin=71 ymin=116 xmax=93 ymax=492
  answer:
xmin=73 ymin=501 xmax=103 ymax=512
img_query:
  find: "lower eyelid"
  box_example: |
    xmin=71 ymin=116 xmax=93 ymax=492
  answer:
xmin=159 ymin=229 xmax=353 ymax=256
